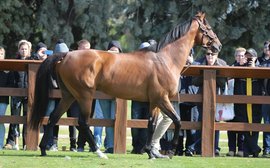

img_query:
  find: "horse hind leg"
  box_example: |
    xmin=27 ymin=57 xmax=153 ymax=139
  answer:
xmin=77 ymin=95 xmax=108 ymax=159
xmin=39 ymin=89 xmax=74 ymax=156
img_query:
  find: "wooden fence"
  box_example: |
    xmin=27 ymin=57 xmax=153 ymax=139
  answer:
xmin=1 ymin=60 xmax=270 ymax=157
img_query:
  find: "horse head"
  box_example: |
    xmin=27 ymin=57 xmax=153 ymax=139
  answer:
xmin=194 ymin=12 xmax=222 ymax=53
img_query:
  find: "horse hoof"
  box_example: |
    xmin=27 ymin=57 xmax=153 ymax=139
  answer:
xmin=40 ymin=148 xmax=47 ymax=156
xmin=95 ymin=149 xmax=108 ymax=159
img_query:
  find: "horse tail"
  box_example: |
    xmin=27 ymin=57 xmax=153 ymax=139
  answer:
xmin=30 ymin=53 xmax=67 ymax=130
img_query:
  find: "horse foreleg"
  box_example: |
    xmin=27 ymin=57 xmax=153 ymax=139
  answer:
xmin=158 ymin=99 xmax=181 ymax=158
xmin=144 ymin=105 xmax=168 ymax=159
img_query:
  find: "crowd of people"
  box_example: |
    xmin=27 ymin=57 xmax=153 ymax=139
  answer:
xmin=0 ymin=38 xmax=269 ymax=159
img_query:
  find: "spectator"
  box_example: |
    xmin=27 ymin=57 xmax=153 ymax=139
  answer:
xmin=186 ymin=49 xmax=227 ymax=156
xmin=77 ymin=39 xmax=91 ymax=50
xmin=226 ymin=47 xmax=245 ymax=157
xmin=32 ymin=42 xmax=53 ymax=60
xmin=176 ymin=49 xmax=199 ymax=156
xmin=94 ymin=40 xmax=122 ymax=153
xmin=50 ymin=39 xmax=79 ymax=152
xmin=258 ymin=41 xmax=270 ymax=157
xmin=66 ymin=39 xmax=92 ymax=152
xmin=0 ymin=46 xmax=13 ymax=150
xmin=130 ymin=41 xmax=151 ymax=154
xmin=31 ymin=41 xmax=59 ymax=151
xmin=234 ymin=48 xmax=262 ymax=157
xmin=5 ymin=40 xmax=32 ymax=150
xmin=72 ymin=39 xmax=101 ymax=152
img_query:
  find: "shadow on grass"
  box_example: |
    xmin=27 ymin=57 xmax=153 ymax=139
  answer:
xmin=0 ymin=150 xmax=94 ymax=158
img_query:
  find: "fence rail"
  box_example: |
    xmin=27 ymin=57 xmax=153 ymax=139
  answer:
xmin=0 ymin=60 xmax=270 ymax=157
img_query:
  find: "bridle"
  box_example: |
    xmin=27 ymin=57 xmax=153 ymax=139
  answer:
xmin=193 ymin=17 xmax=219 ymax=50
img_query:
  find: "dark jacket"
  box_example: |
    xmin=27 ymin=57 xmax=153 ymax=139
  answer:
xmin=233 ymin=62 xmax=262 ymax=122
xmin=10 ymin=56 xmax=39 ymax=94
xmin=0 ymin=71 xmax=15 ymax=104
xmin=258 ymin=56 xmax=270 ymax=95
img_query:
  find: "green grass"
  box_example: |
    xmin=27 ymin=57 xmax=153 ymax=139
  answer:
xmin=0 ymin=128 xmax=269 ymax=168
xmin=1 ymin=101 xmax=269 ymax=167
xmin=1 ymin=149 xmax=270 ymax=168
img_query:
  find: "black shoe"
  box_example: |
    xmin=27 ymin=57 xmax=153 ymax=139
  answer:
xmin=104 ymin=148 xmax=114 ymax=154
xmin=253 ymin=148 xmax=261 ymax=158
xmin=185 ymin=148 xmax=194 ymax=157
xmin=177 ymin=150 xmax=184 ymax=156
xmin=70 ymin=147 xmax=77 ymax=152
xmin=262 ymin=150 xmax=270 ymax=157
xmin=243 ymin=152 xmax=250 ymax=157
xmin=215 ymin=149 xmax=220 ymax=156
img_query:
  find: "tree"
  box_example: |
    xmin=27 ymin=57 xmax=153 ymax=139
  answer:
xmin=0 ymin=0 xmax=269 ymax=64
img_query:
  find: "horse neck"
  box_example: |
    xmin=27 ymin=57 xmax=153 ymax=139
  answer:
xmin=158 ymin=22 xmax=199 ymax=75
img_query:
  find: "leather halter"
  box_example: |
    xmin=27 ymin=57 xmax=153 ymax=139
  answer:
xmin=193 ymin=17 xmax=218 ymax=49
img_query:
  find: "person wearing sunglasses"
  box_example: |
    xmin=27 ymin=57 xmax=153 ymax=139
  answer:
xmin=185 ymin=49 xmax=227 ymax=156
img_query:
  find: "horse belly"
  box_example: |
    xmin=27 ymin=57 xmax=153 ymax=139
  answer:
xmin=98 ymin=83 xmax=148 ymax=101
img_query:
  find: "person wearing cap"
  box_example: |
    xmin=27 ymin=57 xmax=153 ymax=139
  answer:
xmin=130 ymin=42 xmax=151 ymax=154
xmin=93 ymin=40 xmax=122 ymax=153
xmin=185 ymin=49 xmax=227 ymax=156
xmin=49 ymin=39 xmax=79 ymax=152
xmin=233 ymin=48 xmax=262 ymax=157
xmin=5 ymin=40 xmax=32 ymax=150
xmin=33 ymin=42 xmax=51 ymax=60
xmin=258 ymin=41 xmax=270 ymax=157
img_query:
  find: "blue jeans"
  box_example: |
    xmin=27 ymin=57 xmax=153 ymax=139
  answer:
xmin=189 ymin=104 xmax=220 ymax=153
xmin=262 ymin=104 xmax=270 ymax=152
xmin=93 ymin=100 xmax=104 ymax=148
xmin=94 ymin=99 xmax=115 ymax=149
xmin=0 ymin=103 xmax=8 ymax=149
xmin=44 ymin=99 xmax=59 ymax=147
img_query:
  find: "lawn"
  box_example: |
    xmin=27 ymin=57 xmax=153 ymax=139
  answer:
xmin=1 ymin=149 xmax=270 ymax=168
xmin=1 ymin=102 xmax=270 ymax=168
xmin=0 ymin=127 xmax=269 ymax=168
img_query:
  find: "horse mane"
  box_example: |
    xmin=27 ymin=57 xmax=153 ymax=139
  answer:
xmin=156 ymin=20 xmax=192 ymax=52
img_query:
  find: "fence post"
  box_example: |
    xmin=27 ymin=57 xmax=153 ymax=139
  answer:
xmin=114 ymin=98 xmax=127 ymax=153
xmin=26 ymin=64 xmax=39 ymax=150
xmin=201 ymin=70 xmax=216 ymax=157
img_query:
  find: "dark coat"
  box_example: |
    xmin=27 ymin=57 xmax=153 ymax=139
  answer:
xmin=192 ymin=56 xmax=228 ymax=93
xmin=233 ymin=62 xmax=262 ymax=123
xmin=0 ymin=71 xmax=15 ymax=104
xmin=258 ymin=56 xmax=270 ymax=95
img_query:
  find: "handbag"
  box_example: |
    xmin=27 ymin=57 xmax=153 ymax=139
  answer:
xmin=215 ymin=79 xmax=235 ymax=121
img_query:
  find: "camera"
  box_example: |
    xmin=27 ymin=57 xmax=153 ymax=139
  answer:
xmin=44 ymin=50 xmax=53 ymax=56
xmin=247 ymin=57 xmax=252 ymax=62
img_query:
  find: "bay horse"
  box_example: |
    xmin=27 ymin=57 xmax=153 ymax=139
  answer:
xmin=30 ymin=12 xmax=221 ymax=159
